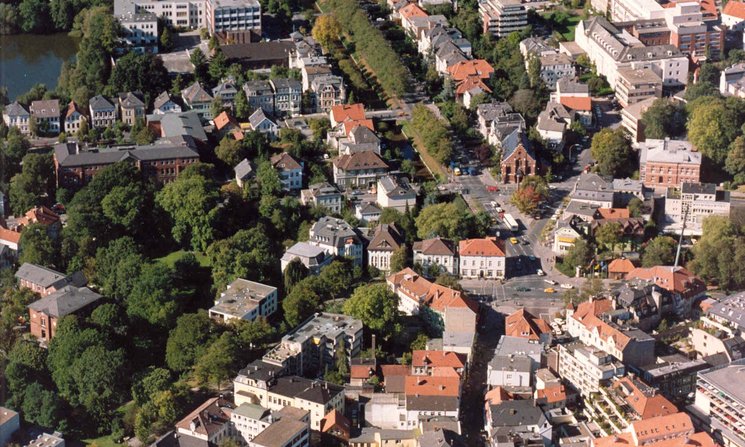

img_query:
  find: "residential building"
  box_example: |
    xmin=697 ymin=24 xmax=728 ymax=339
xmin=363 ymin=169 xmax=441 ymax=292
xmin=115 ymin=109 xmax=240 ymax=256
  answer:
xmin=25 ymin=432 xmax=66 ymax=447
xmin=115 ymin=0 xmax=261 ymax=35
xmin=691 ymin=359 xmax=745 ymax=447
xmin=300 ymin=183 xmax=343 ymax=213
xmin=557 ymin=341 xmax=625 ymax=396
xmin=153 ymin=91 xmax=182 ymax=114
xmin=368 ymin=224 xmax=405 ymax=273
xmin=479 ymin=0 xmax=528 ymax=37
xmin=330 ymin=103 xmax=365 ymax=127
xmin=53 ymin=142 xmax=200 ymax=189
xmin=553 ymin=220 xmax=582 ymax=255
xmin=28 ymin=286 xmax=103 ymax=342
xmin=616 ymin=18 xmax=671 ymax=47
xmin=574 ymin=17 xmax=689 ymax=91
xmin=281 ymin=242 xmax=333 ymax=275
xmin=413 ymin=237 xmax=458 ymax=276
xmin=538 ymin=53 xmax=575 ymax=89
xmin=235 ymin=158 xmax=254 ymax=187
xmin=207 ymin=0 xmax=262 ymax=36
xmin=664 ymin=2 xmax=723 ymax=60
xmin=245 ymin=80 xmax=275 ymax=114
xmin=209 ymin=279 xmax=277 ymax=323
xmin=505 ymin=308 xmax=550 ymax=342
xmin=588 ymin=376 xmax=677 ymax=431
xmin=412 ymin=350 xmax=466 ymax=376
xmin=64 ymin=101 xmax=87 ymax=134
xmin=308 ymin=216 xmax=363 ymax=266
xmin=117 ymin=11 xmax=158 ymax=54
xmin=484 ymin=400 xmax=552 ymax=447
xmin=270 ymin=78 xmax=302 ymax=116
xmin=399 ymin=3 xmax=429 ymax=36
xmin=3 ymin=101 xmax=30 ymax=134
xmin=16 ymin=263 xmax=86 ymax=297
xmin=355 ymin=202 xmax=382 ymax=224
xmin=537 ymin=101 xmax=571 ymax=150
xmin=271 ymin=152 xmax=303 ymax=191
xmin=311 ymin=75 xmax=346 ymax=112
xmin=115 ymin=0 xmax=207 ymax=30
xmin=181 ymin=82 xmax=214 ymax=119
xmin=233 ymin=374 xmax=345 ymax=431
xmin=0 ymin=407 xmax=19 ymax=447
xmin=626 ymin=265 xmax=707 ymax=317
xmin=337 ymin=125 xmax=380 ymax=156
xmin=639 ymin=138 xmax=702 ymax=189
xmin=520 ymin=37 xmax=557 ymax=61
xmin=320 ymin=409 xmax=350 ymax=444
xmin=0 ymin=229 xmax=20 ymax=266
xmin=349 ymin=428 xmax=418 ymax=447
xmin=214 ymin=111 xmax=244 ymax=141
xmin=223 ymin=42 xmax=295 ymax=70
xmin=593 ymin=413 xmax=715 ymax=447
xmin=376 ymin=176 xmax=416 ymax=211
xmin=663 ymin=182 xmax=731 ymax=235
xmin=616 ymin=67 xmax=663 ymax=107
xmin=566 ymin=298 xmax=656 ymax=367
xmin=458 ymin=237 xmax=506 ymax=279
xmin=723 ymin=1 xmax=745 ymax=31
xmin=638 ymin=354 xmax=709 ymax=403
xmin=621 ymin=96 xmax=658 ymax=142
xmin=608 ymin=258 xmax=637 ymax=280
xmin=500 ymin=129 xmax=537 ymax=184
xmin=248 ymin=109 xmax=278 ymax=139
xmin=248 ymin=407 xmax=310 ymax=447
xmin=176 ymin=397 xmax=233 ymax=445
xmin=572 ymin=173 xmax=615 ymax=207
xmin=232 ymin=403 xmax=294 ymax=445
xmin=149 ymin=110 xmax=208 ymax=145
xmin=30 ymin=99 xmax=61 ymax=134
xmin=447 ymin=60 xmax=495 ymax=101
xmin=88 ymin=95 xmax=117 ymax=128
xmin=212 ymin=79 xmax=238 ymax=107
xmin=705 ymin=291 xmax=745 ymax=334
xmin=118 ymin=92 xmax=146 ymax=126
xmin=487 ymin=354 xmax=532 ymax=387
xmin=332 ymin=151 xmax=389 ymax=190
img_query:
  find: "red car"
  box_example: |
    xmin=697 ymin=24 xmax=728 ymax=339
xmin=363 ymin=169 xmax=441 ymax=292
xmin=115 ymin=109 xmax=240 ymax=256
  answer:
xmin=487 ymin=186 xmax=499 ymax=192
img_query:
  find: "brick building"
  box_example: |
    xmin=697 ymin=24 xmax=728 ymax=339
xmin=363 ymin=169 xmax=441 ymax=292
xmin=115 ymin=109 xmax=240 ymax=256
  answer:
xmin=28 ymin=286 xmax=103 ymax=342
xmin=15 ymin=263 xmax=86 ymax=297
xmin=638 ymin=138 xmax=701 ymax=189
xmin=53 ymin=142 xmax=200 ymax=189
xmin=500 ymin=130 xmax=537 ymax=184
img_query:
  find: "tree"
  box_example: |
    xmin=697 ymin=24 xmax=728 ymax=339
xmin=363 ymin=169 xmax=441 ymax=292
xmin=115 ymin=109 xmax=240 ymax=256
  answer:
xmin=511 ymin=175 xmax=548 ymax=215
xmin=101 ymin=184 xmax=147 ymax=234
xmin=282 ymin=277 xmax=322 ymax=327
xmin=107 ymin=52 xmax=170 ymax=101
xmin=18 ymin=0 xmax=51 ymax=33
xmin=698 ymin=63 xmax=720 ymax=86
xmin=208 ymin=50 xmax=228 ymax=83
xmin=166 ymin=312 xmax=216 ymax=372
xmin=415 ymin=203 xmax=461 ymax=239
xmin=156 ymin=165 xmax=219 ymax=250
xmin=312 ymin=14 xmax=342 ymax=50
xmin=126 ymin=263 xmax=185 ymax=329
xmin=563 ymin=239 xmax=592 ymax=271
xmin=206 ymin=226 xmax=278 ymax=291
xmin=9 ymin=153 xmax=55 ymax=215
xmin=195 ymin=332 xmax=238 ymax=389
xmin=390 ymin=246 xmax=408 ymax=272
xmin=642 ymin=236 xmax=677 ymax=267
xmin=215 ymin=136 xmax=244 ymax=167
xmin=160 ymin=26 xmax=173 ymax=51
xmin=256 ymin=159 xmax=282 ymax=196
xmin=283 ymin=258 xmax=309 ymax=294
xmin=233 ymin=89 xmax=250 ymax=120
xmin=90 ymin=303 xmax=129 ymax=337
xmin=343 ymin=284 xmax=401 ymax=341
xmin=19 ymin=224 xmax=58 ymax=267
xmin=590 ymin=128 xmax=632 ymax=177
xmin=640 ymin=99 xmax=687 ymax=139
xmin=190 ymin=48 xmax=209 ymax=83
xmin=93 ymin=237 xmax=144 ymax=300
xmin=22 ymin=382 xmax=63 ymax=429
xmin=628 ymin=197 xmax=644 ymax=218
xmin=410 ymin=332 xmax=429 ymax=351
xmin=688 ymin=98 xmax=738 ymax=165
xmin=726 ymin=136 xmax=745 ymax=179
xmin=594 ymin=222 xmax=622 ymax=252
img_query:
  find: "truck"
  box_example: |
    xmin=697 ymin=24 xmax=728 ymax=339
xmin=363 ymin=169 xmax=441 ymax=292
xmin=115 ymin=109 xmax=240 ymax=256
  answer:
xmin=502 ymin=213 xmax=519 ymax=232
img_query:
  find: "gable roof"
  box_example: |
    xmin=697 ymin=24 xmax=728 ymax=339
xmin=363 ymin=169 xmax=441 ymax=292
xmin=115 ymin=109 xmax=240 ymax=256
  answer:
xmin=214 ymin=111 xmax=238 ymax=130
xmin=608 ymin=258 xmax=636 ymax=274
xmin=626 ymin=266 xmax=706 ymax=296
xmin=505 ymin=308 xmax=550 ymax=341
xmin=5 ymin=101 xmax=29 ymax=117
xmin=413 ymin=237 xmax=456 ymax=256
xmin=27 ymin=286 xmax=102 ymax=318
xmin=458 ymin=238 xmax=505 ymax=257
xmin=404 ymin=375 xmax=460 ymax=397
xmin=175 ymin=397 xmax=232 ymax=437
xmin=271 ymin=152 xmax=302 ymax=171
xmin=320 ymin=409 xmax=350 ymax=435
xmin=30 ymin=99 xmax=60 ymax=118
xmin=154 ymin=91 xmax=176 ymax=109
xmin=331 ymin=103 xmax=365 ymax=123
xmin=724 ymin=0 xmax=745 ymax=18
xmin=15 ymin=263 xmax=86 ymax=289
xmin=368 ymin=224 xmax=404 ymax=252
xmin=118 ymin=92 xmax=145 ymax=109
xmin=65 ymin=101 xmax=85 ymax=119
xmin=613 ymin=376 xmax=677 ymax=419
xmin=88 ymin=95 xmax=115 ymax=111
xmin=447 ymin=59 xmax=494 ymax=81
xmin=235 ymin=158 xmax=254 ymax=180
xmin=333 ymin=151 xmax=389 ymax=171
xmin=387 ymin=268 xmax=477 ymax=315
xmin=412 ymin=350 xmax=466 ymax=369
xmin=182 ymin=82 xmax=213 ymax=103
xmin=343 ymin=119 xmax=375 ymax=136
xmin=560 ymin=96 xmax=592 ymax=111
xmin=597 ymin=208 xmax=630 ymax=219
xmin=400 ymin=2 xmax=428 ymax=20
xmin=249 ymin=108 xmax=276 ymax=129
xmin=0 ymin=227 xmax=21 ymax=245
xmin=455 ymin=76 xmax=492 ymax=95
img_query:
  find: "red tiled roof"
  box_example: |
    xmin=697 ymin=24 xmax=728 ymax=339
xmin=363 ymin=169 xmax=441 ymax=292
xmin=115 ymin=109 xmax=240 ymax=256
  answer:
xmin=447 ymin=59 xmax=494 ymax=82
xmin=536 ymin=384 xmax=567 ymax=404
xmin=608 ymin=258 xmax=636 ymax=274
xmin=626 ymin=266 xmax=706 ymax=297
xmin=400 ymin=2 xmax=428 ymax=20
xmin=320 ymin=409 xmax=350 ymax=438
xmin=458 ymin=237 xmax=505 ymax=257
xmin=404 ymin=375 xmax=460 ymax=397
xmin=505 ymin=308 xmax=550 ymax=341
xmin=387 ymin=268 xmax=478 ymax=314
xmin=343 ymin=119 xmax=375 ymax=136
xmin=614 ymin=377 xmax=677 ymax=419
xmin=412 ymin=350 xmax=466 ymax=369
xmin=271 ymin=152 xmax=302 ymax=171
xmin=351 ymin=364 xmax=376 ymax=379
xmin=631 ymin=413 xmax=694 ymax=445
xmin=330 ymin=103 xmax=366 ymax=123
xmin=0 ymin=227 xmax=21 ymax=245
xmin=455 ymin=76 xmax=492 ymax=95
xmin=597 ymin=208 xmax=630 ymax=219
xmin=560 ymin=96 xmax=592 ymax=111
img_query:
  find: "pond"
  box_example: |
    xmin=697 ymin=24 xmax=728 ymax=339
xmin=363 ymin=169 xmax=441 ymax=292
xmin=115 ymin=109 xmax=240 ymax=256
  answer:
xmin=0 ymin=33 xmax=80 ymax=100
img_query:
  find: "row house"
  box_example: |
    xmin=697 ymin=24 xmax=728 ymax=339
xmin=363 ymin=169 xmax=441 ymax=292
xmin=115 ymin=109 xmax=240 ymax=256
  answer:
xmin=118 ymin=91 xmax=146 ymax=126
xmin=153 ymin=91 xmax=183 ymax=114
xmin=53 ymin=141 xmax=200 ymax=189
xmin=638 ymin=138 xmax=701 ymax=189
xmin=2 ymin=102 xmax=30 ymax=134
xmin=332 ymin=151 xmax=390 ymax=190
xmin=64 ymin=101 xmax=87 ymax=134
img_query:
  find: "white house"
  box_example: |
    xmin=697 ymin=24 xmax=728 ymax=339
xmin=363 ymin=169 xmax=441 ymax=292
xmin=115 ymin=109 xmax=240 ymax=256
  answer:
xmin=458 ymin=238 xmax=506 ymax=279
xmin=413 ymin=237 xmax=458 ymax=276
xmin=663 ymin=182 xmax=731 ymax=235
xmin=208 ymin=279 xmax=278 ymax=323
xmin=64 ymin=101 xmax=87 ymax=134
xmin=553 ymin=221 xmax=582 ymax=255
xmin=249 ymin=108 xmax=279 ymax=139
xmin=152 ymin=91 xmax=182 ymax=114
xmin=2 ymin=102 xmax=30 ymax=135
xmin=723 ymin=1 xmax=745 ymax=31
xmin=271 ymin=152 xmax=304 ymax=191
xmin=376 ymin=176 xmax=416 ymax=212
xmin=308 ymin=216 xmax=363 ymax=267
xmin=367 ymin=224 xmax=404 ymax=273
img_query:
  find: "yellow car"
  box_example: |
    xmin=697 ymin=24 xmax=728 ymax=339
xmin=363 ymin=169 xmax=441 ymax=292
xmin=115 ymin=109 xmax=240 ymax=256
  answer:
xmin=510 ymin=237 xmax=519 ymax=245
xmin=544 ymin=288 xmax=556 ymax=294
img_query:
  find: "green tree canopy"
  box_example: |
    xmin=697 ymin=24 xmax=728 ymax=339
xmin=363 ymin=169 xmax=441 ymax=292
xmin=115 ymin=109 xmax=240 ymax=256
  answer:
xmin=590 ymin=128 xmax=633 ymax=177
xmin=642 ymin=236 xmax=677 ymax=267
xmin=688 ymin=98 xmax=740 ymax=165
xmin=342 ymin=283 xmax=401 ymax=341
xmin=640 ymin=98 xmax=687 ymax=139
xmin=166 ymin=312 xmax=216 ymax=372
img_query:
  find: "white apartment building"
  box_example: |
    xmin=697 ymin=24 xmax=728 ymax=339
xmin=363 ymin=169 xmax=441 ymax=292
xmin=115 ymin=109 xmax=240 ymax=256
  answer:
xmin=479 ymin=0 xmax=528 ymax=37
xmin=114 ymin=0 xmax=260 ymax=34
xmin=458 ymin=238 xmax=506 ymax=279
xmin=118 ymin=11 xmax=158 ymax=54
xmin=664 ymin=182 xmax=731 ymax=236
xmin=308 ymin=217 xmax=363 ymax=267
xmin=487 ymin=355 xmax=532 ymax=388
xmin=691 ymin=360 xmax=745 ymax=447
xmin=557 ymin=342 xmax=625 ymax=396
xmin=574 ymin=17 xmax=688 ymax=91
xmin=209 ymin=279 xmax=278 ymax=323
xmin=538 ymin=53 xmax=575 ymax=90
xmin=413 ymin=237 xmax=458 ymax=276
xmin=720 ymin=64 xmax=745 ymax=98
xmin=206 ymin=0 xmax=261 ymax=34
xmin=609 ymin=0 xmax=664 ymax=23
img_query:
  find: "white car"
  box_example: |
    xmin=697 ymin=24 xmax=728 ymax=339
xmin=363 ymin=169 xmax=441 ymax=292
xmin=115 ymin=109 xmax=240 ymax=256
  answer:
xmin=560 ymin=283 xmax=574 ymax=289
xmin=544 ymin=279 xmax=557 ymax=285
xmin=490 ymin=201 xmax=499 ymax=208
xmin=536 ymin=269 xmax=545 ymax=276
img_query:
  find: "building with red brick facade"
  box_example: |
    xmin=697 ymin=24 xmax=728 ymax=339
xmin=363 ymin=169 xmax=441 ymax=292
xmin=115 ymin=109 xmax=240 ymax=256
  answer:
xmin=15 ymin=263 xmax=86 ymax=297
xmin=638 ymin=138 xmax=701 ymax=189
xmin=500 ymin=130 xmax=537 ymax=184
xmin=53 ymin=142 xmax=200 ymax=189
xmin=28 ymin=286 xmax=102 ymax=342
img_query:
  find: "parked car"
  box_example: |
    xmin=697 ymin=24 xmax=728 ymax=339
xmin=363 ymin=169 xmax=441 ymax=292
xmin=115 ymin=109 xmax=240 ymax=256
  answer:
xmin=560 ymin=283 xmax=574 ymax=289
xmin=536 ymin=269 xmax=545 ymax=276
xmin=510 ymin=237 xmax=519 ymax=245
xmin=487 ymin=186 xmax=499 ymax=192
xmin=544 ymin=279 xmax=558 ymax=285
xmin=515 ymin=286 xmax=531 ymax=292
xmin=544 ymin=288 xmax=556 ymax=294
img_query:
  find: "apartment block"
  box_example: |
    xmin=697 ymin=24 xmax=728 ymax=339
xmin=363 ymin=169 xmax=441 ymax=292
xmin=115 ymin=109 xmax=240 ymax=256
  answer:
xmin=115 ymin=0 xmax=261 ymax=35
xmin=308 ymin=216 xmax=363 ymax=267
xmin=616 ymin=67 xmax=662 ymax=107
xmin=479 ymin=0 xmax=527 ymax=37
xmin=557 ymin=341 xmax=625 ymax=396
xmin=458 ymin=238 xmax=507 ymax=279
xmin=663 ymin=182 xmax=731 ymax=235
xmin=638 ymin=138 xmax=702 ymax=189
xmin=209 ymin=279 xmax=278 ymax=323
xmin=692 ymin=360 xmax=745 ymax=447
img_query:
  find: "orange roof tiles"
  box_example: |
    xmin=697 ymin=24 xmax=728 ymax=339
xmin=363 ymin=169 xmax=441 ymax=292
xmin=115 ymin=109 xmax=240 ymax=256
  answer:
xmin=458 ymin=237 xmax=505 ymax=257
xmin=560 ymin=96 xmax=592 ymax=111
xmin=506 ymin=308 xmax=551 ymax=341
xmin=400 ymin=2 xmax=428 ymax=20
xmin=536 ymin=384 xmax=567 ymax=404
xmin=22 ymin=206 xmax=60 ymax=227
xmin=626 ymin=266 xmax=706 ymax=297
xmin=572 ymin=298 xmax=614 ymax=322
xmin=351 ymin=364 xmax=376 ymax=379
xmin=412 ymin=350 xmax=466 ymax=369
xmin=387 ymin=268 xmax=478 ymax=314
xmin=330 ymin=103 xmax=365 ymax=124
xmin=0 ymin=227 xmax=21 ymax=245
xmin=404 ymin=375 xmax=460 ymax=397
xmin=214 ymin=111 xmax=236 ymax=130
xmin=320 ymin=409 xmax=350 ymax=438
xmin=614 ymin=377 xmax=677 ymax=419
xmin=381 ymin=364 xmax=409 ymax=378
xmin=609 ymin=258 xmax=636 ymax=274
xmin=447 ymin=59 xmax=494 ymax=82
xmin=597 ymin=208 xmax=630 ymax=219
xmin=455 ymin=76 xmax=492 ymax=95
xmin=343 ymin=119 xmax=375 ymax=136
xmin=631 ymin=413 xmax=694 ymax=445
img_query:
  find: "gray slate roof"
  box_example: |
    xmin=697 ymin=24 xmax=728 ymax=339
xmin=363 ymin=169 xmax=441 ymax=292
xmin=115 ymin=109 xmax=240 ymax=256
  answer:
xmin=118 ymin=92 xmax=145 ymax=109
xmin=27 ymin=286 xmax=102 ymax=318
xmin=234 ymin=158 xmax=254 ymax=180
xmin=488 ymin=400 xmax=546 ymax=428
xmin=15 ymin=263 xmax=86 ymax=289
xmin=54 ymin=142 xmax=199 ymax=167
xmin=182 ymin=82 xmax=213 ymax=104
xmin=159 ymin=111 xmax=207 ymax=142
xmin=5 ymin=101 xmax=29 ymax=117
xmin=89 ymin=95 xmax=115 ymax=111
xmin=154 ymin=91 xmax=177 ymax=110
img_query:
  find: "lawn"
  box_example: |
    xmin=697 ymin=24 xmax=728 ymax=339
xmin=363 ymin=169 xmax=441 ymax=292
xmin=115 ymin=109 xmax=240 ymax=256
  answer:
xmin=540 ymin=10 xmax=582 ymax=41
xmin=83 ymin=435 xmax=124 ymax=447
xmin=157 ymin=250 xmax=210 ymax=267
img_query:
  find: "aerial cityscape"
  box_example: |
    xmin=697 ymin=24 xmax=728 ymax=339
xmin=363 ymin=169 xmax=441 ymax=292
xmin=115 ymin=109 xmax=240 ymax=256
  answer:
xmin=1 ymin=0 xmax=745 ymax=445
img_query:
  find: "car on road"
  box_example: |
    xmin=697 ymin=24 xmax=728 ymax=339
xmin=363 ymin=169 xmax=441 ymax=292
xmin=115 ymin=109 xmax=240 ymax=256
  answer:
xmin=536 ymin=269 xmax=545 ymax=276
xmin=528 ymin=255 xmax=536 ymax=261
xmin=544 ymin=288 xmax=556 ymax=294
xmin=509 ymin=237 xmax=519 ymax=245
xmin=544 ymin=279 xmax=558 ymax=285
xmin=560 ymin=283 xmax=574 ymax=289
xmin=515 ymin=286 xmax=531 ymax=292
xmin=490 ymin=201 xmax=499 ymax=208
xmin=487 ymin=186 xmax=499 ymax=192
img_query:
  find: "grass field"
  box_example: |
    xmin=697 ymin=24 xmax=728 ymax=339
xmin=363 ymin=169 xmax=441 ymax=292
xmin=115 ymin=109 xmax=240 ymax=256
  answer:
xmin=157 ymin=250 xmax=210 ymax=267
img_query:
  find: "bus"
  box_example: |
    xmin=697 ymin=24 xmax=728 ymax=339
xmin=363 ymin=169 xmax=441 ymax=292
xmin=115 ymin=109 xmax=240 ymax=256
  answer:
xmin=502 ymin=213 xmax=519 ymax=232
